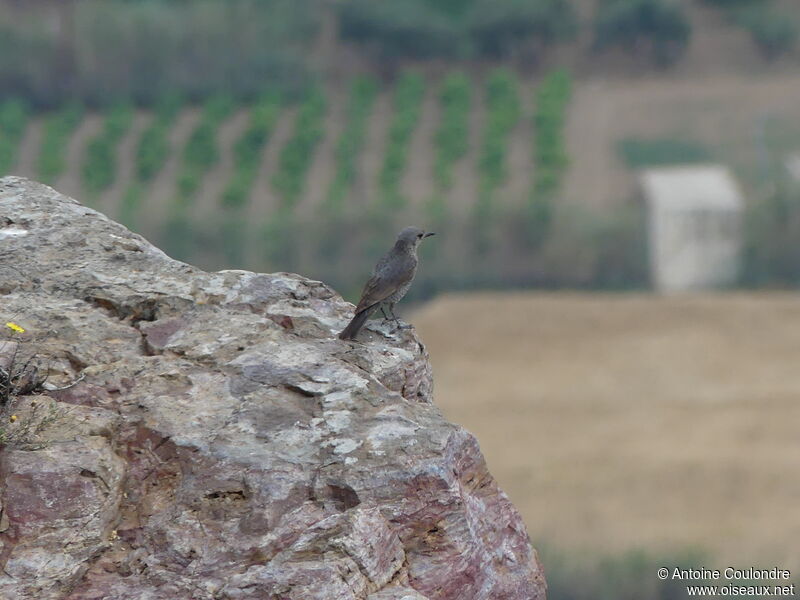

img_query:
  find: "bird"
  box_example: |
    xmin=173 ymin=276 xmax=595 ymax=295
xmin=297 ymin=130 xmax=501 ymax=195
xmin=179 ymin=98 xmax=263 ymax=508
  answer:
xmin=338 ymin=226 xmax=435 ymax=341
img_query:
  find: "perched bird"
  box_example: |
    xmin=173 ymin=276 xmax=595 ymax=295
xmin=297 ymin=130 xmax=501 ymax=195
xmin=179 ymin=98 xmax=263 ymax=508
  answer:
xmin=338 ymin=226 xmax=435 ymax=340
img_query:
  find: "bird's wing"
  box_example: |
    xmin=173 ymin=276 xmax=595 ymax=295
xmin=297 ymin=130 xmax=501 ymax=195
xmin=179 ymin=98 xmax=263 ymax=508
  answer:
xmin=354 ymin=257 xmax=415 ymax=313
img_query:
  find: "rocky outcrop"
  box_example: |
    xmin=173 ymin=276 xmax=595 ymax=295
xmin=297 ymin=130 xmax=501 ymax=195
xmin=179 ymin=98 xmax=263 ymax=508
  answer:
xmin=0 ymin=176 xmax=545 ymax=600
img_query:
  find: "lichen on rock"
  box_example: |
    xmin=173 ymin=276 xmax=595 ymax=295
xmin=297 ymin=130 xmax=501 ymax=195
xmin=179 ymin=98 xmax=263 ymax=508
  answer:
xmin=0 ymin=176 xmax=545 ymax=600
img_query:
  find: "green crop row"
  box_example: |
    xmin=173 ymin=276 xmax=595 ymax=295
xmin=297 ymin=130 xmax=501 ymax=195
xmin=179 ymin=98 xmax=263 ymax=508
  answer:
xmin=81 ymin=103 xmax=135 ymax=194
xmin=222 ymin=92 xmax=283 ymax=209
xmin=37 ymin=103 xmax=84 ymax=184
xmin=326 ymin=76 xmax=379 ymax=212
xmin=478 ymin=69 xmax=521 ymax=205
xmin=532 ymin=69 xmax=571 ymax=197
xmin=178 ymin=94 xmax=236 ymax=201
xmin=272 ymin=87 xmax=326 ymax=209
xmin=135 ymin=93 xmax=182 ymax=182
xmin=526 ymin=69 xmax=572 ymax=247
xmin=0 ymin=99 xmax=30 ymax=175
xmin=379 ymin=72 xmax=425 ymax=208
xmin=427 ymin=72 xmax=471 ymax=228
xmin=473 ymin=69 xmax=520 ymax=252
xmin=434 ymin=72 xmax=471 ymax=191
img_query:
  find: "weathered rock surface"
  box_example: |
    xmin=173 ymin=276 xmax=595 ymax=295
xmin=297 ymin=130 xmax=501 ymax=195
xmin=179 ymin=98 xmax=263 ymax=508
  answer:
xmin=0 ymin=176 xmax=545 ymax=599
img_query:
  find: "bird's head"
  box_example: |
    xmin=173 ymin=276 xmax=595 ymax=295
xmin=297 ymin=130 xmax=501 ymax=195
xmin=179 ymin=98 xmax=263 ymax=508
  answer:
xmin=397 ymin=226 xmax=435 ymax=248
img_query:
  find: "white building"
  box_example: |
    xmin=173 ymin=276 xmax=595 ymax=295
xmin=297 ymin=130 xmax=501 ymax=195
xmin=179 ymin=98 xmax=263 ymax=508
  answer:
xmin=639 ymin=166 xmax=744 ymax=293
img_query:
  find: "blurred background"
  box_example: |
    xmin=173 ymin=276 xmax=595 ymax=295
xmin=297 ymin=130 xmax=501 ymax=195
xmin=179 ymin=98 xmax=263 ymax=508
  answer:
xmin=2 ymin=0 xmax=799 ymax=597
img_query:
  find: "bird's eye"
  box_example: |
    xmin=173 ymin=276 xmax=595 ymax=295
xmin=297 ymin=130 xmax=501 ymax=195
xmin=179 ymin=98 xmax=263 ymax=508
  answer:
xmin=417 ymin=233 xmax=423 ymax=239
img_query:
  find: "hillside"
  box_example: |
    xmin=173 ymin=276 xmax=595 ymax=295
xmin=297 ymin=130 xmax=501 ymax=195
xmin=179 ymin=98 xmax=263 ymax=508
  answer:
xmin=2 ymin=0 xmax=800 ymax=295
xmin=7 ymin=72 xmax=800 ymax=219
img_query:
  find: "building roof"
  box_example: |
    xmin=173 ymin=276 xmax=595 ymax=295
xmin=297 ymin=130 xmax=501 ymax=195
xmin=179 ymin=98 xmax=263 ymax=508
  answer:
xmin=639 ymin=165 xmax=744 ymax=211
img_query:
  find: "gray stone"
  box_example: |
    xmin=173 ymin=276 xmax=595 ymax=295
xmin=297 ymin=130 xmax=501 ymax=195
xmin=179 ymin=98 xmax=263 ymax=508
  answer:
xmin=0 ymin=177 xmax=545 ymax=600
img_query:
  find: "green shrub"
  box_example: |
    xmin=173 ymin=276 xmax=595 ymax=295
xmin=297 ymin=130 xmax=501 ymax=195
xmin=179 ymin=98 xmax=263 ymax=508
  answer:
xmin=177 ymin=170 xmax=198 ymax=202
xmin=222 ymin=92 xmax=283 ymax=208
xmin=617 ymin=137 xmax=712 ymax=167
xmin=0 ymin=0 xmax=317 ymax=108
xmin=0 ymin=98 xmax=30 ymax=174
xmin=434 ymin=72 xmax=471 ymax=191
xmin=178 ymin=93 xmax=235 ymax=201
xmin=338 ymin=0 xmax=575 ymax=61
xmin=468 ymin=0 xmax=577 ymax=58
xmin=82 ymin=140 xmax=113 ymax=195
xmin=221 ymin=173 xmax=253 ymax=210
xmin=533 ymin=69 xmax=571 ymax=193
xmin=81 ymin=102 xmax=134 ymax=194
xmin=327 ymin=76 xmax=379 ymax=212
xmin=338 ymin=0 xmax=460 ymax=60
xmin=233 ymin=93 xmax=282 ymax=168
xmin=478 ymin=69 xmax=521 ymax=206
xmin=379 ymin=72 xmax=425 ymax=208
xmin=202 ymin=94 xmax=237 ymax=125
xmin=594 ymin=0 xmax=691 ymax=65
xmin=470 ymin=69 xmax=521 ymax=253
xmin=37 ymin=102 xmax=84 ymax=184
xmin=136 ymin=121 xmax=169 ymax=182
xmin=422 ymin=0 xmax=476 ymax=17
xmin=528 ymin=68 xmax=571 ymax=249
xmin=272 ymin=87 xmax=326 ymax=209
xmin=733 ymin=6 xmax=797 ymax=59
xmin=184 ymin=126 xmax=217 ymax=175
xmin=103 ymin=102 xmax=134 ymax=142
xmin=135 ymin=92 xmax=182 ymax=181
xmin=700 ymin=0 xmax=797 ymax=59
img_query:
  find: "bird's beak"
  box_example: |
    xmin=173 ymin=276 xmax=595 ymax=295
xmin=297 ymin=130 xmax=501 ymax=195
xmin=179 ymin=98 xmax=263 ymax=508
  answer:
xmin=423 ymin=232 xmax=436 ymax=238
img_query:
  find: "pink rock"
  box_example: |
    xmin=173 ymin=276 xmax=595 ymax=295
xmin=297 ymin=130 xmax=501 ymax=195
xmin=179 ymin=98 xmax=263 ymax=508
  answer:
xmin=0 ymin=177 xmax=545 ymax=600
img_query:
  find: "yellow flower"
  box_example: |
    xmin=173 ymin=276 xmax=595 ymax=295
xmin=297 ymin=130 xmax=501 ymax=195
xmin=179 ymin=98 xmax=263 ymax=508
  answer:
xmin=9 ymin=415 xmax=18 ymax=423
xmin=5 ymin=322 xmax=25 ymax=334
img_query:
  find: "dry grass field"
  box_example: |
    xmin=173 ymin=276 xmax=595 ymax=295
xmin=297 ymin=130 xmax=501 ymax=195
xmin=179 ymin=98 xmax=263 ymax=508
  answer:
xmin=413 ymin=292 xmax=800 ymax=568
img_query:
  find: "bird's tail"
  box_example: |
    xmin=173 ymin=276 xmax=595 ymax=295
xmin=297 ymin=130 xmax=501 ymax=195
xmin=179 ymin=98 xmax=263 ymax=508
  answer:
xmin=338 ymin=307 xmax=373 ymax=340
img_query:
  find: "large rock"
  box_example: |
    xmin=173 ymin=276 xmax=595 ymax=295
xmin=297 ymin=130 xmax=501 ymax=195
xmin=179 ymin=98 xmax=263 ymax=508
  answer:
xmin=0 ymin=177 xmax=545 ymax=600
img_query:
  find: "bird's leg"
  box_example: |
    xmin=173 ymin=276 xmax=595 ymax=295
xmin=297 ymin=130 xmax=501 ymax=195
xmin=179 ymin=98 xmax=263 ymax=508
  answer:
xmin=389 ymin=303 xmax=410 ymax=329
xmin=380 ymin=305 xmax=391 ymax=323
